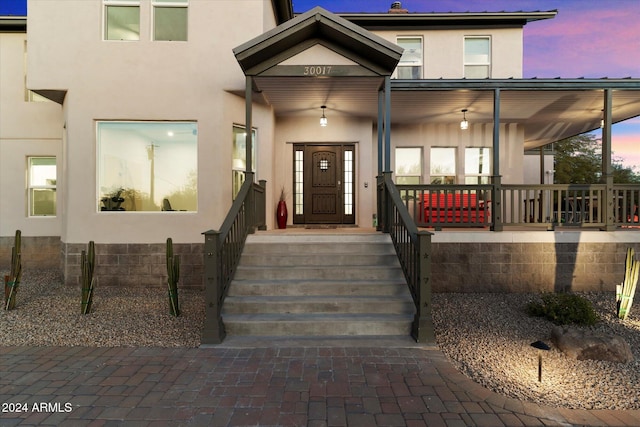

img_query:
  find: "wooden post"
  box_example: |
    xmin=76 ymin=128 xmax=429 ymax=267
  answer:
xmin=201 ymin=230 xmax=225 ymax=344
xmin=412 ymin=230 xmax=435 ymax=343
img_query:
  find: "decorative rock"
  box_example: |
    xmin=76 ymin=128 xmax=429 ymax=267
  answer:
xmin=551 ymin=326 xmax=634 ymax=363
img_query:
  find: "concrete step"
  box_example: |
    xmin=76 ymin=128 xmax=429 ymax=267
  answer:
xmin=227 ymin=280 xmax=410 ymax=297
xmin=223 ymin=295 xmax=415 ymax=314
xmin=223 ymin=313 xmax=413 ymax=336
xmin=238 ymin=253 xmax=399 ymax=267
xmin=233 ymin=265 xmax=405 ymax=281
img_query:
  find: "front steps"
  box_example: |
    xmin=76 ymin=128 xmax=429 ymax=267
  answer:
xmin=222 ymin=232 xmax=415 ymax=338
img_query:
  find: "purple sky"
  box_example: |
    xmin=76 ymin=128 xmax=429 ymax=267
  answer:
xmin=293 ymin=0 xmax=640 ymax=170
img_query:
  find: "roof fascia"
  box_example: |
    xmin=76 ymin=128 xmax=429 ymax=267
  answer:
xmin=390 ymin=78 xmax=640 ymax=91
xmin=339 ymin=11 xmax=557 ymax=30
xmin=0 ymin=17 xmax=26 ymax=32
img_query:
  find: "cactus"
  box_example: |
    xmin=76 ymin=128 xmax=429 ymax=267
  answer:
xmin=617 ymin=247 xmax=639 ymax=320
xmin=166 ymin=238 xmax=180 ymax=316
xmin=81 ymin=241 xmax=96 ymax=314
xmin=4 ymin=230 xmax=22 ymax=310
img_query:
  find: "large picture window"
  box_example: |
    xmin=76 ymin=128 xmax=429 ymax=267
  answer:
xmin=28 ymin=157 xmax=57 ymax=217
xmin=97 ymin=121 xmax=197 ymax=212
xmin=464 ymin=36 xmax=491 ymax=78
xmin=153 ymin=0 xmax=188 ymax=41
xmin=430 ymin=147 xmax=456 ymax=184
xmin=232 ymin=125 xmax=256 ymax=199
xmin=395 ymin=147 xmax=422 ymax=184
xmin=104 ymin=0 xmax=140 ymax=41
xmin=395 ymin=37 xmax=423 ymax=79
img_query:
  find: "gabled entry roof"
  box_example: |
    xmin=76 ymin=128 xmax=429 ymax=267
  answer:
xmin=233 ymin=6 xmax=403 ymax=77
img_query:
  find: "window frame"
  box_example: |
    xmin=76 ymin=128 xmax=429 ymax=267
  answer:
xmin=464 ymin=147 xmax=492 ymax=184
xmin=232 ymin=124 xmax=257 ymax=200
xmin=103 ymin=0 xmax=141 ymax=41
xmin=152 ymin=0 xmax=189 ymax=41
xmin=394 ymin=36 xmax=423 ymax=79
xmin=430 ymin=147 xmax=456 ymax=185
xmin=97 ymin=121 xmax=198 ymax=212
xmin=464 ymin=36 xmax=491 ymax=79
xmin=395 ymin=147 xmax=423 ymax=184
xmin=27 ymin=156 xmax=57 ymax=217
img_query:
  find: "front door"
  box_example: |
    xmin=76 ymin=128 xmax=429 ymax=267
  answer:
xmin=293 ymin=144 xmax=355 ymax=224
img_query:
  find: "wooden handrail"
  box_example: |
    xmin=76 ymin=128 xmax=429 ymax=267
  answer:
xmin=202 ymin=176 xmax=266 ymax=344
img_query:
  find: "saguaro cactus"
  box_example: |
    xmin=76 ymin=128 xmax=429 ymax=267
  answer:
xmin=166 ymin=238 xmax=180 ymax=317
xmin=4 ymin=230 xmax=22 ymax=310
xmin=81 ymin=241 xmax=96 ymax=314
xmin=617 ymin=247 xmax=639 ymax=320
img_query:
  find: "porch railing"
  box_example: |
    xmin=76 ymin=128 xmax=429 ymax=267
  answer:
xmin=395 ymin=183 xmax=640 ymax=230
xmin=379 ymin=174 xmax=434 ymax=343
xmin=202 ymin=176 xmax=266 ymax=344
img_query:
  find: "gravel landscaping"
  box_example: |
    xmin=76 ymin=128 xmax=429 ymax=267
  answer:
xmin=1 ymin=270 xmax=638 ymax=410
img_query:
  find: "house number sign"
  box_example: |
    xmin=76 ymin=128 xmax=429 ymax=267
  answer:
xmin=303 ymin=66 xmax=333 ymax=76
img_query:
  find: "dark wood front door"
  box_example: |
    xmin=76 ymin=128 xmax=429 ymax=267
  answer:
xmin=293 ymin=144 xmax=355 ymax=224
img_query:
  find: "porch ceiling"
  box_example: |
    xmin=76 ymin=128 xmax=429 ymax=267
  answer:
xmin=253 ymin=75 xmax=640 ymax=150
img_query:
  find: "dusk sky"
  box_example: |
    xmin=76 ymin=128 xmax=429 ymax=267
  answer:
xmin=2 ymin=0 xmax=638 ymax=169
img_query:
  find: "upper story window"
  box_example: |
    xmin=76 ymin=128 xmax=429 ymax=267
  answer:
xmin=28 ymin=157 xmax=57 ymax=217
xmin=394 ymin=37 xmax=423 ymax=79
xmin=104 ymin=0 xmax=140 ymax=41
xmin=153 ymin=0 xmax=188 ymax=41
xmin=464 ymin=37 xmax=491 ymax=78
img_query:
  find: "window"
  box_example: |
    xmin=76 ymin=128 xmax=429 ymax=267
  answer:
xmin=104 ymin=0 xmax=140 ymax=41
xmin=464 ymin=37 xmax=491 ymax=78
xmin=395 ymin=37 xmax=422 ymax=79
xmin=395 ymin=148 xmax=422 ymax=184
xmin=430 ymin=147 xmax=456 ymax=184
xmin=465 ymin=147 xmax=491 ymax=184
xmin=97 ymin=122 xmax=197 ymax=212
xmin=232 ymin=125 xmax=256 ymax=199
xmin=153 ymin=0 xmax=188 ymax=41
xmin=28 ymin=157 xmax=56 ymax=216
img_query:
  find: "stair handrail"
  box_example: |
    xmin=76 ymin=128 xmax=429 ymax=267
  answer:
xmin=202 ymin=175 xmax=265 ymax=344
xmin=382 ymin=173 xmax=435 ymax=343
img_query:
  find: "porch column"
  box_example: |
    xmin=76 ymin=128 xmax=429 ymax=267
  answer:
xmin=491 ymin=88 xmax=503 ymax=231
xmin=245 ymin=76 xmax=256 ymax=231
xmin=376 ymin=88 xmax=384 ymax=231
xmin=245 ymin=76 xmax=253 ymax=174
xmin=384 ymin=76 xmax=392 ymax=173
xmin=601 ymin=88 xmax=615 ymax=231
xmin=378 ymin=88 xmax=384 ymax=175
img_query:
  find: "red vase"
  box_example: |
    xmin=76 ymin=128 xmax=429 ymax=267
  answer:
xmin=277 ymin=200 xmax=288 ymax=229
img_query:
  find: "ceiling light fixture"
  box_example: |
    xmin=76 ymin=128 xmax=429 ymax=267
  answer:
xmin=320 ymin=105 xmax=328 ymax=127
xmin=460 ymin=109 xmax=469 ymax=130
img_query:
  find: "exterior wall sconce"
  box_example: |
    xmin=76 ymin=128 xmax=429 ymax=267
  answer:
xmin=320 ymin=105 xmax=328 ymax=127
xmin=600 ymin=109 xmax=604 ymax=128
xmin=460 ymin=109 xmax=469 ymax=130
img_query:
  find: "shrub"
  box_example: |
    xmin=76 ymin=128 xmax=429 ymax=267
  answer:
xmin=526 ymin=293 xmax=599 ymax=326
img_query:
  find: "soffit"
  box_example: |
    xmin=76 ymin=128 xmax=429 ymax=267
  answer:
xmin=253 ymin=76 xmax=640 ymax=149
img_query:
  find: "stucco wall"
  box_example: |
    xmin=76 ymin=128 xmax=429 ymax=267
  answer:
xmin=0 ymin=32 xmax=63 ymax=238
xmin=374 ymin=27 xmax=523 ymax=79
